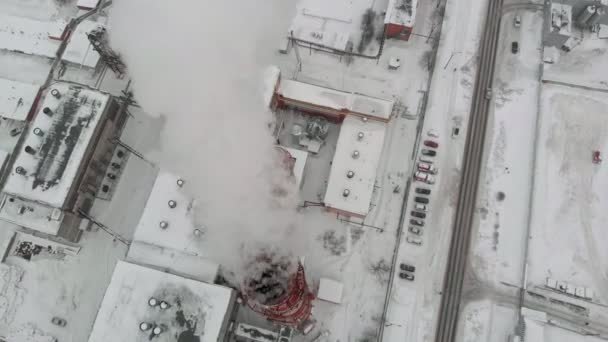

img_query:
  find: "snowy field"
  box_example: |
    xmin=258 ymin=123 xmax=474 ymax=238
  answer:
xmin=470 ymin=8 xmax=543 ymax=293
xmin=527 ymin=83 xmax=608 ymax=304
xmin=543 ymin=36 xmax=608 ymax=91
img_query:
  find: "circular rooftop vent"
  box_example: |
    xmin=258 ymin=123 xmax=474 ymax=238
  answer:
xmin=357 ymin=132 xmax=365 ymax=140
xmin=33 ymin=128 xmax=43 ymax=136
xmin=139 ymin=322 xmax=151 ymax=331
xmin=352 ymin=150 xmax=360 ymax=159
xmin=148 ymin=297 xmax=158 ymax=307
xmin=168 ymin=200 xmax=177 ymax=209
xmin=346 ymin=170 xmax=355 ymax=179
xmin=50 ymin=89 xmax=61 ymax=99
xmin=159 ymin=221 xmax=169 ymax=229
xmin=176 ymin=179 xmax=184 ymax=187
xmin=343 ymin=189 xmax=350 ymax=197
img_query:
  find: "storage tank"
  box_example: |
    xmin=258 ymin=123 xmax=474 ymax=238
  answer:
xmin=588 ymin=7 xmax=605 ymax=26
xmin=576 ymin=5 xmax=595 ymax=27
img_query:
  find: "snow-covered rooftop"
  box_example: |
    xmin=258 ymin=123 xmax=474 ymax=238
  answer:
xmin=0 ymin=78 xmax=40 ymax=121
xmin=292 ymin=26 xmax=350 ymax=51
xmin=277 ymin=79 xmax=394 ymax=121
xmin=277 ymin=146 xmax=308 ymax=188
xmin=88 ymin=260 xmax=235 ymax=342
xmin=127 ymin=241 xmax=219 ymax=284
xmin=62 ymin=20 xmax=103 ymax=68
xmin=385 ymin=0 xmax=418 ymax=27
xmin=2 ymin=82 xmax=111 ymax=208
xmin=0 ymin=14 xmax=61 ymax=58
xmin=77 ymin=0 xmax=100 ymax=10
xmin=133 ymin=172 xmax=210 ymax=256
xmin=0 ymin=194 xmax=63 ymax=235
xmin=323 ymin=115 xmax=387 ymax=217
xmin=550 ymin=3 xmax=572 ymax=36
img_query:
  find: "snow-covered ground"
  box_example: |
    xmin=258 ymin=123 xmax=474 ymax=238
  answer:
xmin=543 ymin=36 xmax=608 ymax=91
xmin=0 ymin=223 xmax=127 ymax=342
xmin=527 ymin=83 xmax=608 ymax=304
xmin=467 ymin=1 xmax=544 ymax=308
xmin=381 ymin=0 xmax=490 ymax=338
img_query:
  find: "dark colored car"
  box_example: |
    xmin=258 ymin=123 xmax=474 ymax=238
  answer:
xmin=421 ymin=149 xmax=437 ymax=156
xmin=399 ymin=272 xmax=415 ymax=281
xmin=400 ymin=263 xmax=416 ymax=272
xmin=415 ymin=187 xmax=431 ymax=195
xmin=414 ymin=196 xmax=429 ymax=204
xmin=411 ymin=210 xmax=426 ymax=219
xmin=423 ymin=140 xmax=439 ymax=148
xmin=511 ymin=41 xmax=519 ymax=54
xmin=410 ymin=219 xmax=424 ymax=227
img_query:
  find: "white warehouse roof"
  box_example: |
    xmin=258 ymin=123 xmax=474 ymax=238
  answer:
xmin=133 ymin=172 xmax=203 ymax=253
xmin=323 ymin=116 xmax=387 ymax=217
xmin=277 ymin=79 xmax=394 ymax=121
xmin=88 ymin=261 xmax=235 ymax=342
xmin=0 ymin=14 xmax=61 ymax=58
xmin=62 ymin=20 xmax=103 ymax=68
xmin=385 ymin=0 xmax=418 ymax=27
xmin=0 ymin=78 xmax=39 ymax=121
xmin=2 ymin=82 xmax=111 ymax=208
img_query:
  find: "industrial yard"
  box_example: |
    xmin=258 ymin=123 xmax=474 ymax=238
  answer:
xmin=0 ymin=0 xmax=607 ymax=342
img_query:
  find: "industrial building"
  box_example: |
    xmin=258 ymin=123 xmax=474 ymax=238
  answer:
xmin=127 ymin=171 xmax=220 ymax=283
xmin=0 ymin=82 xmax=128 ymax=242
xmin=275 ymin=79 xmax=395 ymax=123
xmin=323 ymin=115 xmax=387 ymax=219
xmin=385 ymin=0 xmax=419 ymax=41
xmin=88 ymin=260 xmax=237 ymax=342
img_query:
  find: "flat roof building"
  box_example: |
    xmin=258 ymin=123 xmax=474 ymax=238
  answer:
xmin=0 ymin=82 xmax=127 ymax=241
xmin=323 ymin=115 xmax=387 ymax=218
xmin=276 ymin=79 xmax=394 ymax=122
xmin=62 ymin=20 xmax=104 ymax=69
xmin=128 ymin=171 xmax=219 ymax=283
xmin=88 ymin=260 xmax=236 ymax=342
xmin=0 ymin=78 xmax=40 ymax=121
xmin=385 ymin=0 xmax=418 ymax=41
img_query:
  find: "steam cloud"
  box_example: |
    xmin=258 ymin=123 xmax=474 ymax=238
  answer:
xmin=108 ymin=1 xmax=343 ymax=275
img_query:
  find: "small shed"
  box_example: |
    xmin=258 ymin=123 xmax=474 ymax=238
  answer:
xmin=317 ymin=278 xmax=344 ymax=304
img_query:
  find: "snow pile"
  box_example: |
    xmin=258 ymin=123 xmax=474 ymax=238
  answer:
xmin=107 ymin=0 xmax=346 ymax=276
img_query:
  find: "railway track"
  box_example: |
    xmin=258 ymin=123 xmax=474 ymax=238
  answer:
xmin=434 ymin=0 xmax=505 ymax=341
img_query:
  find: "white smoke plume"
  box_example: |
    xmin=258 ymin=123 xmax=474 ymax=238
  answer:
xmin=108 ymin=1 xmax=344 ymax=275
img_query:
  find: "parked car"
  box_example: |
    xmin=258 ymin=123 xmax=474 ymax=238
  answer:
xmin=414 ymin=196 xmax=429 ymax=204
xmin=414 ymin=171 xmax=436 ymax=184
xmin=485 ymin=87 xmax=492 ymax=100
xmin=9 ymin=127 xmax=23 ymax=137
xmin=514 ymin=15 xmax=521 ymax=28
xmin=414 ymin=203 xmax=427 ymax=212
xmin=420 ymin=156 xmax=434 ymax=164
xmin=511 ymin=41 xmax=519 ymax=54
xmin=423 ymin=140 xmax=439 ymax=148
xmin=427 ymin=129 xmax=439 ymax=138
xmin=409 ymin=225 xmax=422 ymax=235
xmin=51 ymin=317 xmax=67 ymax=327
xmin=411 ymin=210 xmax=426 ymax=219
xmin=400 ymin=263 xmax=416 ymax=272
xmin=452 ymin=127 xmax=460 ymax=138
xmin=593 ymin=150 xmax=602 ymax=164
xmin=415 ymin=187 xmax=431 ymax=195
xmin=418 ymin=162 xmax=438 ymax=174
xmin=406 ymin=236 xmax=423 ymax=245
xmin=399 ymin=272 xmax=415 ymax=281
xmin=421 ymin=149 xmax=436 ymax=156
xmin=410 ymin=219 xmax=424 ymax=227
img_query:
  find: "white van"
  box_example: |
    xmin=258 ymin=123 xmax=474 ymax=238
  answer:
xmin=514 ymin=15 xmax=521 ymax=28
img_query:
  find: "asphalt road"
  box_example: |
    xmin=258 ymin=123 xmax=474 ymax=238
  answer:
xmin=434 ymin=0 xmax=505 ymax=341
